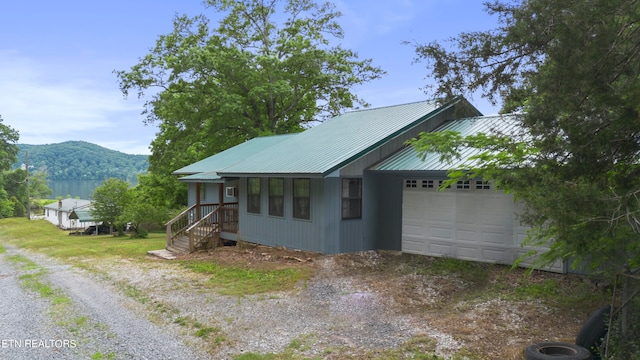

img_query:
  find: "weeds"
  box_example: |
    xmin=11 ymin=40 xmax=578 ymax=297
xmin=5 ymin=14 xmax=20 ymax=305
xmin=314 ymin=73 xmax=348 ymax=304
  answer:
xmin=182 ymin=261 xmax=309 ymax=296
xmin=172 ymin=314 xmax=227 ymax=348
xmin=235 ymin=334 xmax=444 ymax=360
xmin=91 ymin=352 xmax=116 ymax=360
xmin=119 ymin=283 xmax=150 ymax=304
xmin=422 ymin=256 xmax=492 ymax=286
xmin=7 ymin=255 xmax=73 ymax=305
xmin=515 ymin=278 xmax=557 ymax=299
xmin=6 ymin=254 xmax=40 ymax=270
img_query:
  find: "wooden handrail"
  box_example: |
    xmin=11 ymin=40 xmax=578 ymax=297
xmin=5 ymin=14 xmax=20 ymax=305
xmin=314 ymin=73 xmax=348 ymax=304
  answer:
xmin=165 ymin=203 xmax=239 ymax=252
xmin=186 ymin=209 xmax=218 ymax=233
xmin=165 ymin=204 xmax=196 ymax=249
xmin=165 ymin=204 xmax=196 ymax=228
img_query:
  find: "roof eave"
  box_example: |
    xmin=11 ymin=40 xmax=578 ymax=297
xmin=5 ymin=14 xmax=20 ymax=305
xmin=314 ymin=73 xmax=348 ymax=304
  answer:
xmin=216 ymin=172 xmax=325 ymax=179
xmin=320 ymin=96 xmax=476 ymax=176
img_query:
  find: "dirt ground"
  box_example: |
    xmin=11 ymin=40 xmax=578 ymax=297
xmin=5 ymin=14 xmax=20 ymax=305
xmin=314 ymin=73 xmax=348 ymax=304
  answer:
xmin=169 ymin=244 xmax=603 ymax=359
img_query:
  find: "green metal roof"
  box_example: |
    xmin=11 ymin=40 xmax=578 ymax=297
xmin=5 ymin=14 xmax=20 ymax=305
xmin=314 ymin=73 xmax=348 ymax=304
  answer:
xmin=69 ymin=209 xmax=94 ymax=222
xmin=217 ymin=99 xmax=470 ymax=177
xmin=370 ymin=114 xmax=522 ymax=171
xmin=179 ymin=171 xmax=223 ymax=183
xmin=173 ymin=134 xmax=296 ymax=178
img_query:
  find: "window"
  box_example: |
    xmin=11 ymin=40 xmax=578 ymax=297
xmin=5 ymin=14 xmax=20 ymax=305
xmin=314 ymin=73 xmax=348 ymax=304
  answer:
xmin=342 ymin=178 xmax=362 ymax=219
xmin=268 ymin=178 xmax=284 ymax=217
xmin=476 ymin=180 xmax=491 ymax=190
xmin=199 ymin=184 xmax=206 ymax=201
xmin=247 ymin=178 xmax=261 ymax=214
xmin=405 ymin=179 xmax=417 ymax=188
xmin=422 ymin=180 xmax=435 ymax=188
xmin=456 ymin=180 xmax=470 ymax=189
xmin=293 ymin=178 xmax=310 ymax=220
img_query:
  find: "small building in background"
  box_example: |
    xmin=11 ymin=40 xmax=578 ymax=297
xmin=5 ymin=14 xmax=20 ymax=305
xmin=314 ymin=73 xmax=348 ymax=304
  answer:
xmin=43 ymin=198 xmax=95 ymax=230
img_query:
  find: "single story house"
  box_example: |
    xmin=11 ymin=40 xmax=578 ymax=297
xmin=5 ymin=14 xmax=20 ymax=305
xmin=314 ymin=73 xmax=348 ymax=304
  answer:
xmin=168 ymin=98 xmax=562 ymax=272
xmin=44 ymin=198 xmax=97 ymax=230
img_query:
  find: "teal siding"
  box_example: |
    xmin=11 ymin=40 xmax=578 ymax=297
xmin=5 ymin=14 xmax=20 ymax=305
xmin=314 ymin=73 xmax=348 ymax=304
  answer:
xmin=322 ymin=177 xmax=341 ymax=254
xmin=363 ymin=171 xmax=404 ymax=251
xmin=237 ymin=177 xmax=326 ymax=252
xmin=236 ymin=176 xmax=368 ymax=254
xmin=187 ymin=181 xmax=238 ymax=205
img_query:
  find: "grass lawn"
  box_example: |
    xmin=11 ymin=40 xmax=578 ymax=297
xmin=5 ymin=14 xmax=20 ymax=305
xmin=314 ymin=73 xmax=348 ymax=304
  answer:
xmin=0 ymin=217 xmax=311 ymax=296
xmin=0 ymin=217 xmax=165 ymax=261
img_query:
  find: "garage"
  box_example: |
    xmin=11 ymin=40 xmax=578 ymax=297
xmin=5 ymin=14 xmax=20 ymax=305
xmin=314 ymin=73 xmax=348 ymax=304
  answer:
xmin=401 ymin=178 xmax=562 ymax=272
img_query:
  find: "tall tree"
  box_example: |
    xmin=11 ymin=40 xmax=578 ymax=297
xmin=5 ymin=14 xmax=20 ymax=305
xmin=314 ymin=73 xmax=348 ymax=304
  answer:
xmin=0 ymin=116 xmax=19 ymax=172
xmin=409 ymin=0 xmax=640 ymax=276
xmin=0 ymin=115 xmax=20 ymax=218
xmin=90 ymin=178 xmax=132 ymax=234
xmin=4 ymin=169 xmax=52 ymax=216
xmin=4 ymin=169 xmax=28 ymax=216
xmin=116 ymin=0 xmax=385 ymax=208
xmin=28 ymin=171 xmax=53 ymax=200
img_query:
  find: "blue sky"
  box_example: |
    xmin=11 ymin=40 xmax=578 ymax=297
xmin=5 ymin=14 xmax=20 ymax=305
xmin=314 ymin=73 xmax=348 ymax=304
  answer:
xmin=0 ymin=0 xmax=499 ymax=155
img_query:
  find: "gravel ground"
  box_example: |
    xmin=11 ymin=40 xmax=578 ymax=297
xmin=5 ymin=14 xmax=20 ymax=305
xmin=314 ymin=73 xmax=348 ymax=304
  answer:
xmin=0 ymin=244 xmax=210 ymax=360
xmin=96 ymin=252 xmax=462 ymax=359
xmin=0 ymin=242 xmax=592 ymax=360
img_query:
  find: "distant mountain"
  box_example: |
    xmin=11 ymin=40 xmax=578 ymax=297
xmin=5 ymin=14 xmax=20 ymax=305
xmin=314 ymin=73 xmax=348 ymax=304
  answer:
xmin=15 ymin=141 xmax=148 ymax=181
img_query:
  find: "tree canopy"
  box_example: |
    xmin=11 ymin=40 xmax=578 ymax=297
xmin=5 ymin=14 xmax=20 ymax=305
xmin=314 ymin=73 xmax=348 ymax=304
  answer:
xmin=4 ymin=168 xmax=52 ymax=217
xmin=0 ymin=115 xmax=21 ymax=218
xmin=409 ymin=0 xmax=640 ymax=275
xmin=116 ymin=0 xmax=385 ymax=208
xmin=0 ymin=115 xmax=19 ymax=172
xmin=16 ymin=141 xmax=148 ymax=181
xmin=90 ymin=178 xmax=132 ymax=233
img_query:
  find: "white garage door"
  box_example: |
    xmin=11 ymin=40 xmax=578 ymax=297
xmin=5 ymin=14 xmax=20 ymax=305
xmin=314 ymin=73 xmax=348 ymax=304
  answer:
xmin=401 ymin=179 xmax=562 ymax=272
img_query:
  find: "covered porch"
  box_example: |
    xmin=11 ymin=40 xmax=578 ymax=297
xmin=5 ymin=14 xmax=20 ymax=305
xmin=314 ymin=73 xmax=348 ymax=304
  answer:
xmin=165 ymin=182 xmax=239 ymax=254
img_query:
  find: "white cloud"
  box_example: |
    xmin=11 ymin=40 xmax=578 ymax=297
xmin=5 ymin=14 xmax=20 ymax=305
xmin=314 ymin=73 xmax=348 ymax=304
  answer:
xmin=0 ymin=50 xmax=153 ymax=154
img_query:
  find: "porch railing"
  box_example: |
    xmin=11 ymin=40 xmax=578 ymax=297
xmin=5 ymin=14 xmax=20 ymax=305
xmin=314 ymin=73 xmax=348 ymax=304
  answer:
xmin=165 ymin=203 xmax=238 ymax=252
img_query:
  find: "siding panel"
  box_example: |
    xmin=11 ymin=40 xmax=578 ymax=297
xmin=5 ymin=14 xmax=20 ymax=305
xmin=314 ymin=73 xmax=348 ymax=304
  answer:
xmin=238 ymin=177 xmax=325 ymax=252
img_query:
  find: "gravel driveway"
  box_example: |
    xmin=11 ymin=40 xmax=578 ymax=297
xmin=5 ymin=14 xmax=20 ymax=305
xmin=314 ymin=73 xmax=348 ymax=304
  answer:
xmin=0 ymin=244 xmax=460 ymax=360
xmin=0 ymin=241 xmax=587 ymax=359
xmin=0 ymin=244 xmax=210 ymax=360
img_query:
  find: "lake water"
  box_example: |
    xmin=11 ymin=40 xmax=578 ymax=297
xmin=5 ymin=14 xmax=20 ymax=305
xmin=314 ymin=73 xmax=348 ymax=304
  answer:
xmin=47 ymin=179 xmax=137 ymax=200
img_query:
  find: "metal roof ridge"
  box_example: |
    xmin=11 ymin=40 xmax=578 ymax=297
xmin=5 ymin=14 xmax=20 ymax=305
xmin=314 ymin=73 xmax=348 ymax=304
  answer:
xmin=216 ymin=97 xmax=477 ymax=177
xmin=342 ymin=99 xmax=438 ymax=114
xmin=319 ymin=97 xmax=465 ymax=176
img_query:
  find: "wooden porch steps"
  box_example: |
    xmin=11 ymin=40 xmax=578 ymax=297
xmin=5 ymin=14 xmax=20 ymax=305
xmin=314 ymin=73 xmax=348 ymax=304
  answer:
xmin=165 ymin=204 xmax=238 ymax=254
xmin=167 ymin=235 xmax=190 ymax=254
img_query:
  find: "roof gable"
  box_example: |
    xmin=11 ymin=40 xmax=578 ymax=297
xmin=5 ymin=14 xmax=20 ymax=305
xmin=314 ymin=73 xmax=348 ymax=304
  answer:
xmin=371 ymin=114 xmax=523 ymax=172
xmin=218 ymin=98 xmax=475 ymax=176
xmin=69 ymin=209 xmax=94 ymax=222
